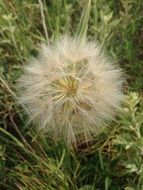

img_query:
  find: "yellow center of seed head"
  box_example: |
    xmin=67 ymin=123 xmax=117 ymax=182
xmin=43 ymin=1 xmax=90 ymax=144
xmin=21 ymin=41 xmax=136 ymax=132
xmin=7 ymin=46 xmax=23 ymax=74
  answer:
xmin=58 ymin=75 xmax=78 ymax=97
xmin=52 ymin=74 xmax=93 ymax=113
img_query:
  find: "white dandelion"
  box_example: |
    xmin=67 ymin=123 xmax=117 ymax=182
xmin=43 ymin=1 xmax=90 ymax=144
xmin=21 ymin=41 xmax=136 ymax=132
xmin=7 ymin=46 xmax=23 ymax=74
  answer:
xmin=17 ymin=35 xmax=124 ymax=145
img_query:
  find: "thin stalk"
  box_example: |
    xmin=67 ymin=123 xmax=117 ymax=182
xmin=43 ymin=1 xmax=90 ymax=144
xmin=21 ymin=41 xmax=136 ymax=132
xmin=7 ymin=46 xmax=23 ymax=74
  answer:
xmin=75 ymin=0 xmax=92 ymax=40
xmin=38 ymin=0 xmax=49 ymax=42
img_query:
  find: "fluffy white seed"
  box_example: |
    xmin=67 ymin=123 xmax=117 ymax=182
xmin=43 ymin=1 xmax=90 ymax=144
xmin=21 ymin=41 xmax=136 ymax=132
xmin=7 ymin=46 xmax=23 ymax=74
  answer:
xmin=17 ymin=36 xmax=124 ymax=145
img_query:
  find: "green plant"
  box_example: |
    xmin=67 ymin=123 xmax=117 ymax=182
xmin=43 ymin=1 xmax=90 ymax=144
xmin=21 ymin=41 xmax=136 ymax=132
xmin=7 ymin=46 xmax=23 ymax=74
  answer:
xmin=0 ymin=0 xmax=143 ymax=189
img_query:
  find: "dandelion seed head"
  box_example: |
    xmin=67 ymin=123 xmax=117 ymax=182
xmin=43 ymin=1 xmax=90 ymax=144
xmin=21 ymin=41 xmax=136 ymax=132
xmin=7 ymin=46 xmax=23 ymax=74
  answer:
xmin=17 ymin=36 xmax=124 ymax=145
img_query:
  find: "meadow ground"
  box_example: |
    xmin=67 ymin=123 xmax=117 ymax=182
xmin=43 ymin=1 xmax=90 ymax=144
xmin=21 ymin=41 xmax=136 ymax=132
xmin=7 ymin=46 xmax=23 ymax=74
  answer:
xmin=0 ymin=0 xmax=143 ymax=189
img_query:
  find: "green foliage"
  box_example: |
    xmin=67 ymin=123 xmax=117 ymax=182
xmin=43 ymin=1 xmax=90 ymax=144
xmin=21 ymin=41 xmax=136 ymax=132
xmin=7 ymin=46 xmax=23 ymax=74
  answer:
xmin=0 ymin=92 xmax=142 ymax=189
xmin=0 ymin=0 xmax=143 ymax=189
xmin=112 ymin=92 xmax=143 ymax=189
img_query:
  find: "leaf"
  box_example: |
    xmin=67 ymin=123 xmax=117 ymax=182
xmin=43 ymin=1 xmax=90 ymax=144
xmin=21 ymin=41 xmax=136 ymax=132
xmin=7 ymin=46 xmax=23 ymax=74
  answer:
xmin=124 ymin=187 xmax=135 ymax=190
xmin=125 ymin=163 xmax=138 ymax=173
xmin=105 ymin=177 xmax=111 ymax=190
xmin=78 ymin=185 xmax=94 ymax=190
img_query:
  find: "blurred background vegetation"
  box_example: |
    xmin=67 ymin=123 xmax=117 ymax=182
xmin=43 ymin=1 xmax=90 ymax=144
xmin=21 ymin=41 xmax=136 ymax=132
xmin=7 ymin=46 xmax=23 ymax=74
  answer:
xmin=0 ymin=0 xmax=143 ymax=189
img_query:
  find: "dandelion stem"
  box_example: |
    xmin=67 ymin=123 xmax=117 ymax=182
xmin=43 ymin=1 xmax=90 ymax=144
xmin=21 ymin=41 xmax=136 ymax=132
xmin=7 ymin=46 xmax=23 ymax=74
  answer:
xmin=76 ymin=0 xmax=91 ymax=40
xmin=38 ymin=0 xmax=49 ymax=42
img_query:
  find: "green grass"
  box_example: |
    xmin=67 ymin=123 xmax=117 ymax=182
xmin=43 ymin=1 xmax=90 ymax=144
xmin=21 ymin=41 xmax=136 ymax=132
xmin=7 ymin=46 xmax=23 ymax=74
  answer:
xmin=0 ymin=0 xmax=143 ymax=189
